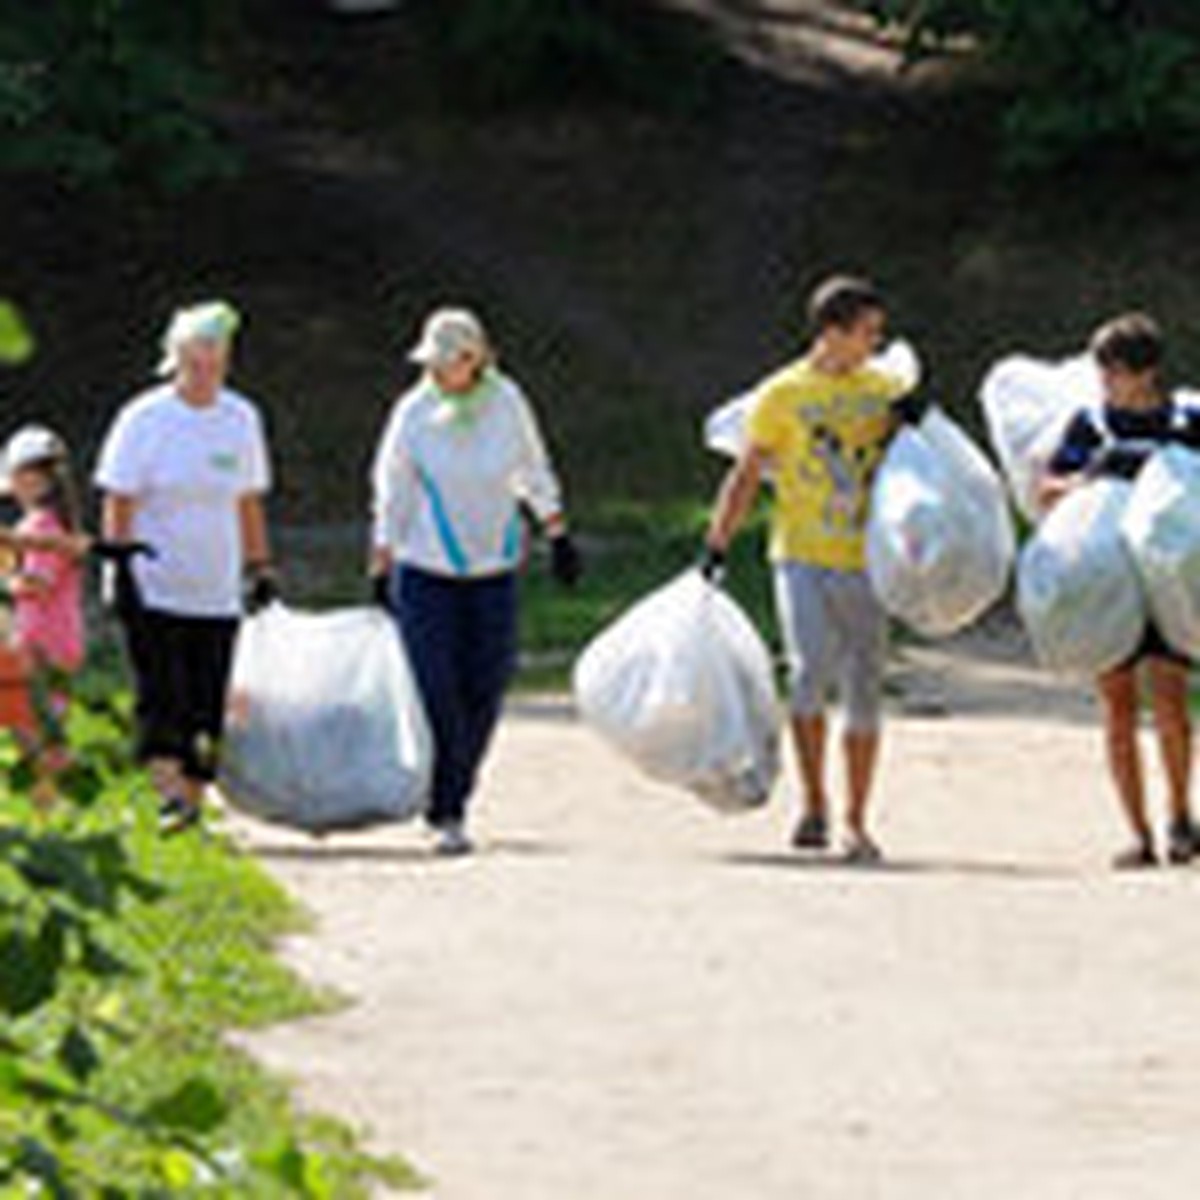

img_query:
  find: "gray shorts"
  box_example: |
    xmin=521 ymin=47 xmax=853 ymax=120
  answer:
xmin=773 ymin=561 xmax=886 ymax=732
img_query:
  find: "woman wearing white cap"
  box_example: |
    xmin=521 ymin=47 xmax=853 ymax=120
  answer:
xmin=370 ymin=307 xmax=581 ymax=855
xmin=94 ymin=301 xmax=277 ymax=833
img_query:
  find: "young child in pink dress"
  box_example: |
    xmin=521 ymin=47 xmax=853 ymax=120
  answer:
xmin=4 ymin=427 xmax=85 ymax=674
xmin=1 ymin=426 xmax=86 ymax=800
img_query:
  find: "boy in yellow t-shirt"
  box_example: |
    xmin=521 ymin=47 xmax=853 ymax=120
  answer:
xmin=704 ymin=276 xmax=921 ymax=863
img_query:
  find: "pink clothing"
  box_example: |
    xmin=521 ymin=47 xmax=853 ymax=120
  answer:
xmin=11 ymin=509 xmax=84 ymax=673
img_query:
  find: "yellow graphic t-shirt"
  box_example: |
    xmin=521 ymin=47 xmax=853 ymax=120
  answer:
xmin=747 ymin=358 xmax=907 ymax=570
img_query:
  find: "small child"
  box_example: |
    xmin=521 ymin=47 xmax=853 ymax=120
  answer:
xmin=3 ymin=426 xmax=86 ymax=676
xmin=1 ymin=426 xmax=87 ymax=799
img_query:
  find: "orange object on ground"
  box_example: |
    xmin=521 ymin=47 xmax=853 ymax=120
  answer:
xmin=0 ymin=642 xmax=35 ymax=736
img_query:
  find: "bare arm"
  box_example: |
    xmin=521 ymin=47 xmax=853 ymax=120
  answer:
xmin=706 ymin=446 xmax=767 ymax=552
xmin=239 ymin=493 xmax=272 ymax=570
xmin=102 ymin=493 xmax=138 ymax=542
xmin=1034 ymin=471 xmax=1081 ymax=516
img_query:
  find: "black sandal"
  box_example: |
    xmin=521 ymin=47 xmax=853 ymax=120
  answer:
xmin=791 ymin=812 xmax=829 ymax=851
xmin=1167 ymin=818 xmax=1200 ymax=866
xmin=1112 ymin=839 xmax=1157 ymax=871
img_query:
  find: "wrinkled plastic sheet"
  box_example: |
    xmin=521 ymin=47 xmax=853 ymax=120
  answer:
xmin=867 ymin=408 xmax=1015 ymax=638
xmin=1017 ymin=479 xmax=1144 ymax=675
xmin=221 ymin=605 xmax=432 ymax=832
xmin=574 ymin=572 xmax=779 ymax=812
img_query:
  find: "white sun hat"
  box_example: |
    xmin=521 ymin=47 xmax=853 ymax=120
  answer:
xmin=157 ymin=300 xmax=242 ymax=377
xmin=0 ymin=424 xmax=67 ymax=494
xmin=409 ymin=307 xmax=490 ymax=370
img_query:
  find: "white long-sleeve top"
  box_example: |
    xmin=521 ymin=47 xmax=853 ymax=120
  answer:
xmin=371 ymin=369 xmax=564 ymax=578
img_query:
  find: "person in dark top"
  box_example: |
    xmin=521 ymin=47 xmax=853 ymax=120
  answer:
xmin=1042 ymin=312 xmax=1200 ymax=869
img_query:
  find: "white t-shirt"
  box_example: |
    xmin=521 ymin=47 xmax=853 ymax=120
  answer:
xmin=94 ymin=385 xmax=272 ymax=617
xmin=371 ymin=370 xmax=563 ymax=578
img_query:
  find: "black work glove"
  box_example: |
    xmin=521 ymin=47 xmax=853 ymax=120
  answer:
xmin=244 ymin=566 xmax=279 ymax=615
xmin=90 ymin=539 xmax=156 ymax=564
xmin=549 ymin=533 xmax=582 ymax=588
xmin=96 ymin=543 xmax=153 ymax=623
xmin=370 ymin=572 xmax=393 ymax=612
xmin=891 ymin=391 xmax=930 ymax=428
xmin=1090 ymin=444 xmax=1145 ymax=481
xmin=699 ymin=544 xmax=726 ymax=585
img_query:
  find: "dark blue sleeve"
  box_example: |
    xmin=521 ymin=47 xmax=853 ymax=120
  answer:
xmin=1046 ymin=410 xmax=1102 ymax=476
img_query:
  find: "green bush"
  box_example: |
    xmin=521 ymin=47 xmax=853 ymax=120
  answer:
xmin=0 ymin=688 xmax=417 ymax=1196
xmin=0 ymin=0 xmax=236 ymax=191
xmin=861 ymin=0 xmax=1200 ymax=168
xmin=412 ymin=0 xmax=719 ymax=111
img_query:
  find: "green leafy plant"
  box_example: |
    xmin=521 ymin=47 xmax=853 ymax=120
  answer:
xmin=0 ymin=0 xmax=236 ymax=191
xmin=0 ymin=299 xmax=34 ymax=365
xmin=860 ymin=0 xmax=1200 ymax=168
xmin=0 ymin=688 xmax=419 ymax=1196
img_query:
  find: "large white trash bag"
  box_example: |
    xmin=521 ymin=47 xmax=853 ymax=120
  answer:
xmin=867 ymin=408 xmax=1015 ymax=637
xmin=1017 ymin=480 xmax=1144 ymax=675
xmin=980 ymin=354 xmax=1102 ymax=521
xmin=1122 ymin=444 xmax=1200 ymax=658
xmin=221 ymin=605 xmax=432 ymax=832
xmin=704 ymin=340 xmax=922 ymax=461
xmin=573 ymin=572 xmax=779 ymax=812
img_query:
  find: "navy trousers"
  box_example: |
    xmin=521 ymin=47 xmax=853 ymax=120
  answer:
xmin=392 ymin=566 xmax=518 ymax=827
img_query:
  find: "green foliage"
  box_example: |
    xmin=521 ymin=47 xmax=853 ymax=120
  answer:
xmin=0 ymin=0 xmax=236 ymax=191
xmin=861 ymin=0 xmax=1200 ymax=167
xmin=413 ymin=0 xmax=719 ymax=111
xmin=0 ymin=299 xmax=34 ymax=365
xmin=0 ymin=688 xmax=420 ymax=1196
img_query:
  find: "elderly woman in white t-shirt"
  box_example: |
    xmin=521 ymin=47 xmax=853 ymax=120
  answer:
xmin=95 ymin=301 xmax=276 ymax=833
xmin=370 ymin=308 xmax=580 ymax=855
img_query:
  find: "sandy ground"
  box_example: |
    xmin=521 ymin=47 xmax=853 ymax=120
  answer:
xmin=240 ymin=638 xmax=1200 ymax=1199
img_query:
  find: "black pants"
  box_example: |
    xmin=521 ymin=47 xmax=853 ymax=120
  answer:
xmin=123 ymin=608 xmax=239 ymax=782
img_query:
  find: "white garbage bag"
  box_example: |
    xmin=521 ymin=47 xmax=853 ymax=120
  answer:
xmin=867 ymin=408 xmax=1016 ymax=637
xmin=221 ymin=605 xmax=432 ymax=832
xmin=573 ymin=572 xmax=779 ymax=812
xmin=1121 ymin=444 xmax=1200 ymax=658
xmin=1017 ymin=479 xmax=1144 ymax=675
xmin=704 ymin=340 xmax=922 ymax=461
xmin=979 ymin=354 xmax=1102 ymax=521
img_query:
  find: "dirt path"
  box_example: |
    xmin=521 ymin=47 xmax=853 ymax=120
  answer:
xmin=240 ymin=640 xmax=1200 ymax=1199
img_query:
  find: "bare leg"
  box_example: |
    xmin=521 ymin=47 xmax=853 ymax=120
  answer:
xmin=789 ymin=714 xmax=829 ymax=820
xmin=844 ymin=729 xmax=881 ymax=839
xmin=1148 ymin=657 xmax=1193 ymax=827
xmin=1097 ymin=666 xmax=1152 ymax=850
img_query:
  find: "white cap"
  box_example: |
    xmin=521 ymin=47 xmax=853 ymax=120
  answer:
xmin=0 ymin=424 xmax=66 ymax=494
xmin=409 ymin=307 xmax=489 ymax=369
xmin=157 ymin=300 xmax=241 ymax=377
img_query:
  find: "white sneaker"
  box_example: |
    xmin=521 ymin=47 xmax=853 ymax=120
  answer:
xmin=431 ymin=822 xmax=474 ymax=858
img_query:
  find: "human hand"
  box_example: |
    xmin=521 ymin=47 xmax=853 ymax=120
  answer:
xmin=699 ymin=544 xmax=726 ymax=585
xmin=549 ymin=534 xmax=582 ymax=588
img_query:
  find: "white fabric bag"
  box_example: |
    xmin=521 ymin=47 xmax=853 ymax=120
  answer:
xmin=1121 ymin=443 xmax=1200 ymax=658
xmin=867 ymin=408 xmax=1015 ymax=637
xmin=573 ymin=572 xmax=779 ymax=812
xmin=221 ymin=605 xmax=432 ymax=832
xmin=979 ymin=354 xmax=1102 ymax=521
xmin=1016 ymin=479 xmax=1144 ymax=675
xmin=704 ymin=340 xmax=922 ymax=461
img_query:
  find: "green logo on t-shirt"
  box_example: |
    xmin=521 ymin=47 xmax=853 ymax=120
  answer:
xmin=210 ymin=451 xmax=239 ymax=473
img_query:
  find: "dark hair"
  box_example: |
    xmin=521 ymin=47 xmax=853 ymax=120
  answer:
xmin=807 ymin=275 xmax=886 ymax=333
xmin=24 ymin=456 xmax=81 ymax=533
xmin=1090 ymin=312 xmax=1164 ymax=374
